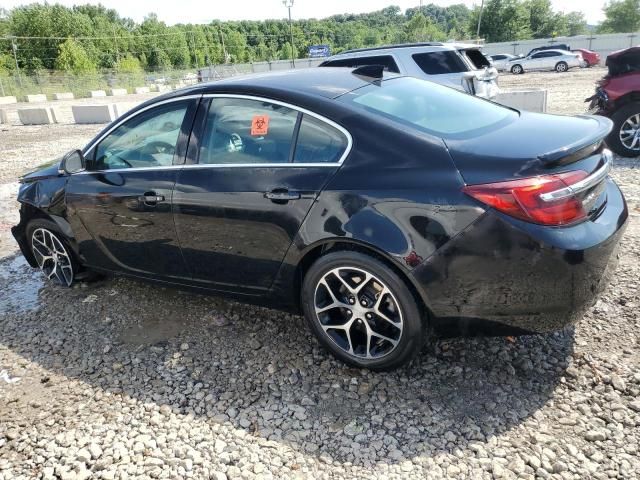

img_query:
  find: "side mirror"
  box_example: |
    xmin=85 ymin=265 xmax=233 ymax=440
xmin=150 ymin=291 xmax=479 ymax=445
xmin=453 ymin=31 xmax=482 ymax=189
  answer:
xmin=60 ymin=149 xmax=85 ymax=175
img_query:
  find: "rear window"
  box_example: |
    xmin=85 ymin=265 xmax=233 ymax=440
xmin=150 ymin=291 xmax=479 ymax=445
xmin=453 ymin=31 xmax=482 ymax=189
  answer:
xmin=321 ymin=55 xmax=400 ymax=73
xmin=412 ymin=51 xmax=467 ymax=75
xmin=464 ymin=49 xmax=491 ymax=69
xmin=339 ymin=77 xmax=517 ymax=139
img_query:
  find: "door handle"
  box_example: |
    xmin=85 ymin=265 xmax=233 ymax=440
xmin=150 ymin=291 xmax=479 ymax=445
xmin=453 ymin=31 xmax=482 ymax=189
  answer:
xmin=264 ymin=189 xmax=301 ymax=202
xmin=138 ymin=192 xmax=165 ymax=205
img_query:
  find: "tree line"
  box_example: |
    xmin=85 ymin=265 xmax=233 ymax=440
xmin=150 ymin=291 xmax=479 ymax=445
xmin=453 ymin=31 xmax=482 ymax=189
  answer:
xmin=0 ymin=0 xmax=637 ymax=75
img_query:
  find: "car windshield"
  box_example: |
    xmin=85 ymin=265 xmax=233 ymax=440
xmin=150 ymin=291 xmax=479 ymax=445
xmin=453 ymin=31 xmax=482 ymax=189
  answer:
xmin=339 ymin=77 xmax=517 ymax=138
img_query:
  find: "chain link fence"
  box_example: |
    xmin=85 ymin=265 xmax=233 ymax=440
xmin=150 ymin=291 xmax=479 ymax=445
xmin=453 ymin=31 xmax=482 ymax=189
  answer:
xmin=0 ymin=68 xmax=199 ymax=100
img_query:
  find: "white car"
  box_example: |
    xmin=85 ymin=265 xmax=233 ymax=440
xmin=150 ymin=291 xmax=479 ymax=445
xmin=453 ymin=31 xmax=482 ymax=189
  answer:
xmin=507 ymin=49 xmax=582 ymax=74
xmin=490 ymin=53 xmax=520 ymax=72
xmin=319 ymin=42 xmax=500 ymax=99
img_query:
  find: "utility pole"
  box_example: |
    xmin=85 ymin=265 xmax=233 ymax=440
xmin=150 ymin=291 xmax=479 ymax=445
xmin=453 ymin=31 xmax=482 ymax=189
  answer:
xmin=476 ymin=0 xmax=484 ymax=41
xmin=219 ymin=27 xmax=228 ymax=63
xmin=283 ymin=0 xmax=295 ymax=67
xmin=112 ymin=26 xmax=120 ymax=64
xmin=10 ymin=37 xmax=21 ymax=87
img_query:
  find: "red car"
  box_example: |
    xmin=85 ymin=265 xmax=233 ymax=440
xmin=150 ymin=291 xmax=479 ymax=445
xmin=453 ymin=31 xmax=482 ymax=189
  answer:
xmin=573 ymin=48 xmax=600 ymax=67
xmin=587 ymin=46 xmax=640 ymax=157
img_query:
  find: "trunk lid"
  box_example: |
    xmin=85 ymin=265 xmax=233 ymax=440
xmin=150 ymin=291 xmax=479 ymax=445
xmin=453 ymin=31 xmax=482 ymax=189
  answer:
xmin=605 ymin=46 xmax=640 ymax=77
xmin=444 ymin=112 xmax=612 ymax=185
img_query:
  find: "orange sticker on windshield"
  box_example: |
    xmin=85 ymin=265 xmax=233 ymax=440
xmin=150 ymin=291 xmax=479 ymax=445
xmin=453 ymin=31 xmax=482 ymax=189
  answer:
xmin=251 ymin=114 xmax=269 ymax=136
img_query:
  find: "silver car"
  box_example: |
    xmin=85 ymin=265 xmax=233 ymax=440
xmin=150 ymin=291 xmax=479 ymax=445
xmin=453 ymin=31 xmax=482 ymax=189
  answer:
xmin=507 ymin=49 xmax=582 ymax=74
xmin=319 ymin=42 xmax=500 ymax=99
xmin=490 ymin=53 xmax=520 ymax=72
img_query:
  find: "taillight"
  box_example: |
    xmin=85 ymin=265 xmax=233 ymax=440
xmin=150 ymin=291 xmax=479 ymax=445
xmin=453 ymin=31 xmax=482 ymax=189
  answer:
xmin=463 ymin=171 xmax=590 ymax=226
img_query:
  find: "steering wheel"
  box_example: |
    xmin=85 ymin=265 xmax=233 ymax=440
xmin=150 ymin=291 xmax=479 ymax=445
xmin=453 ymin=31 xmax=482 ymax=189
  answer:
xmin=142 ymin=141 xmax=176 ymax=156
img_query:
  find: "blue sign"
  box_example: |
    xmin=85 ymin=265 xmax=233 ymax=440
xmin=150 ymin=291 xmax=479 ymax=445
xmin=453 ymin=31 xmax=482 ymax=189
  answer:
xmin=308 ymin=44 xmax=331 ymax=58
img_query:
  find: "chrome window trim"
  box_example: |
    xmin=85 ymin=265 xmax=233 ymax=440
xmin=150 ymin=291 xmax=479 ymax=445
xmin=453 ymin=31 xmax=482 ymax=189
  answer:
xmin=77 ymin=93 xmax=353 ymax=175
xmin=539 ymin=149 xmax=613 ymax=202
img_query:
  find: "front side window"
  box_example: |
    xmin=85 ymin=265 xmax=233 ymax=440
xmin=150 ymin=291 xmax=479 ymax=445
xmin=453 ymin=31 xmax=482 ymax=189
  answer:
xmin=340 ymin=77 xmax=517 ymax=139
xmin=199 ymin=98 xmax=298 ymax=165
xmin=294 ymin=114 xmax=348 ymax=164
xmin=94 ymin=102 xmax=188 ymax=170
xmin=412 ymin=51 xmax=467 ymax=75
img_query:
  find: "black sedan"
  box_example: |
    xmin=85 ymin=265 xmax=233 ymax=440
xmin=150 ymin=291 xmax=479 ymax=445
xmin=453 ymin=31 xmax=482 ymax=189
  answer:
xmin=12 ymin=67 xmax=628 ymax=370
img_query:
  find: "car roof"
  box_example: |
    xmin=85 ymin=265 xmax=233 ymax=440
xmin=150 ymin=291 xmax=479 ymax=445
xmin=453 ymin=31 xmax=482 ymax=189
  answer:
xmin=532 ymin=49 xmax=568 ymax=54
xmin=331 ymin=42 xmax=481 ymax=57
xmin=143 ymin=67 xmax=401 ymax=104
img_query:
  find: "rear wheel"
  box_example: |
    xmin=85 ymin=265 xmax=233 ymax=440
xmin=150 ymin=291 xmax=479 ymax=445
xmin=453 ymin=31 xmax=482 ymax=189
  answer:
xmin=555 ymin=61 xmax=568 ymax=72
xmin=511 ymin=64 xmax=523 ymax=75
xmin=26 ymin=219 xmax=78 ymax=287
xmin=607 ymin=102 xmax=640 ymax=158
xmin=301 ymin=251 xmax=425 ymax=370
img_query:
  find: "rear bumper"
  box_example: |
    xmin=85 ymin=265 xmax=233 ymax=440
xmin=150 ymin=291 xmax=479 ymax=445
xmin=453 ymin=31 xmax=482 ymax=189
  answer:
xmin=412 ymin=178 xmax=628 ymax=335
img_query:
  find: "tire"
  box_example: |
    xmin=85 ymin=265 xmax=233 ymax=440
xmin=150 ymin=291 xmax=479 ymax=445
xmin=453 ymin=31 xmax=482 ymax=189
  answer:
xmin=511 ymin=64 xmax=523 ymax=75
xmin=555 ymin=61 xmax=568 ymax=73
xmin=26 ymin=218 xmax=78 ymax=287
xmin=606 ymin=102 xmax=640 ymax=158
xmin=301 ymin=251 xmax=425 ymax=370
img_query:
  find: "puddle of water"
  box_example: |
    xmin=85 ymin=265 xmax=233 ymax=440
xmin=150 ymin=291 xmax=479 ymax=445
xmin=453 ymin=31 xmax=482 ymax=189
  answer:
xmin=0 ymin=255 xmax=44 ymax=315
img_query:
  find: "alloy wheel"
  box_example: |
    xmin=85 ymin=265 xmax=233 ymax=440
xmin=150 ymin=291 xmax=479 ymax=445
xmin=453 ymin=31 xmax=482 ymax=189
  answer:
xmin=313 ymin=266 xmax=403 ymax=359
xmin=31 ymin=228 xmax=74 ymax=287
xmin=619 ymin=113 xmax=640 ymax=152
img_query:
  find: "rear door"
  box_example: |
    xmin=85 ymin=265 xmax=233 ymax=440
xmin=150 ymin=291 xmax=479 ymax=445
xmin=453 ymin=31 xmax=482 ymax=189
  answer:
xmin=173 ymin=95 xmax=351 ymax=292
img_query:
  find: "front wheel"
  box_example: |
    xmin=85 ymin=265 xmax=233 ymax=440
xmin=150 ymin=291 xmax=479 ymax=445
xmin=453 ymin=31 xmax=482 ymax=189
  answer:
xmin=511 ymin=64 xmax=523 ymax=75
xmin=26 ymin=219 xmax=77 ymax=287
xmin=555 ymin=61 xmax=568 ymax=72
xmin=606 ymin=102 xmax=640 ymax=158
xmin=301 ymin=251 xmax=425 ymax=370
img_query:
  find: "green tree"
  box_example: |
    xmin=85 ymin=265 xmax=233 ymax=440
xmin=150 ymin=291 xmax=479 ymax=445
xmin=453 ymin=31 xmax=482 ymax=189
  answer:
xmin=565 ymin=12 xmax=588 ymax=36
xmin=599 ymin=0 xmax=640 ymax=33
xmin=54 ymin=38 xmax=95 ymax=74
xmin=472 ymin=0 xmax=531 ymax=42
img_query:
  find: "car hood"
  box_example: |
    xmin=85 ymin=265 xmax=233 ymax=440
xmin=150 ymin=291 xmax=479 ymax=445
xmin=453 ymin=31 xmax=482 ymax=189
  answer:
xmin=606 ymin=46 xmax=640 ymax=76
xmin=444 ymin=112 xmax=612 ymax=184
xmin=19 ymin=158 xmax=63 ymax=184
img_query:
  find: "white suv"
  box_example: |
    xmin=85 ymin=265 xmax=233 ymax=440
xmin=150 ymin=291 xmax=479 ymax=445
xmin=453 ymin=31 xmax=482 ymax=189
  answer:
xmin=319 ymin=42 xmax=500 ymax=99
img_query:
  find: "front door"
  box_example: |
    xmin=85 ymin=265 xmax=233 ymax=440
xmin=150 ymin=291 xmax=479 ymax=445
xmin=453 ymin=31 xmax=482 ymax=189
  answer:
xmin=66 ymin=98 xmax=197 ymax=279
xmin=173 ymin=96 xmax=350 ymax=292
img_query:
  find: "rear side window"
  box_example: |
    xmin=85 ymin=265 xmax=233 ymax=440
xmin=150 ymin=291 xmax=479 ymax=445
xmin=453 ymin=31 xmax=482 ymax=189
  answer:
xmin=492 ymin=55 xmax=506 ymax=60
xmin=321 ymin=55 xmax=400 ymax=73
xmin=294 ymin=114 xmax=348 ymax=164
xmin=412 ymin=51 xmax=467 ymax=75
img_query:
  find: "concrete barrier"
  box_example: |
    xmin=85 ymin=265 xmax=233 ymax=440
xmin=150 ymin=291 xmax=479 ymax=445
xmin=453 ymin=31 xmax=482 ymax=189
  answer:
xmin=134 ymin=87 xmax=150 ymax=94
xmin=0 ymin=109 xmax=8 ymax=124
xmin=49 ymin=107 xmax=64 ymax=124
xmin=89 ymin=90 xmax=107 ymax=98
xmin=17 ymin=107 xmax=56 ymax=125
xmin=25 ymin=94 xmax=47 ymax=103
xmin=72 ymin=104 xmax=116 ymax=124
xmin=156 ymin=85 xmax=171 ymax=92
xmin=53 ymin=92 xmax=74 ymax=100
xmin=494 ymin=89 xmax=548 ymax=113
xmin=113 ymin=102 xmax=138 ymax=119
xmin=110 ymin=88 xmax=128 ymax=96
xmin=0 ymin=96 xmax=17 ymax=105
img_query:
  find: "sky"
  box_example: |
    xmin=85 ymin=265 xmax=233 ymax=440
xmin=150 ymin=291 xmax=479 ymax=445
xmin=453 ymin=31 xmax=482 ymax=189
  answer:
xmin=1 ymin=0 xmax=606 ymax=25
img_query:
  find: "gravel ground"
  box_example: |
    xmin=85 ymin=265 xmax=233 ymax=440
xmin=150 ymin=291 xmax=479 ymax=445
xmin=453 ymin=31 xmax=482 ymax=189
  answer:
xmin=0 ymin=68 xmax=639 ymax=480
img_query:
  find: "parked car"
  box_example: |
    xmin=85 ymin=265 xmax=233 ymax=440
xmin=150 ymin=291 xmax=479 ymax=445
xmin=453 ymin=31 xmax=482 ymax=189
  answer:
xmin=13 ymin=67 xmax=627 ymax=370
xmin=319 ymin=42 xmax=500 ymax=98
xmin=587 ymin=46 xmax=640 ymax=157
xmin=573 ymin=48 xmax=600 ymax=67
xmin=526 ymin=44 xmax=571 ymax=57
xmin=508 ymin=49 xmax=582 ymax=74
xmin=490 ymin=53 xmax=520 ymax=71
